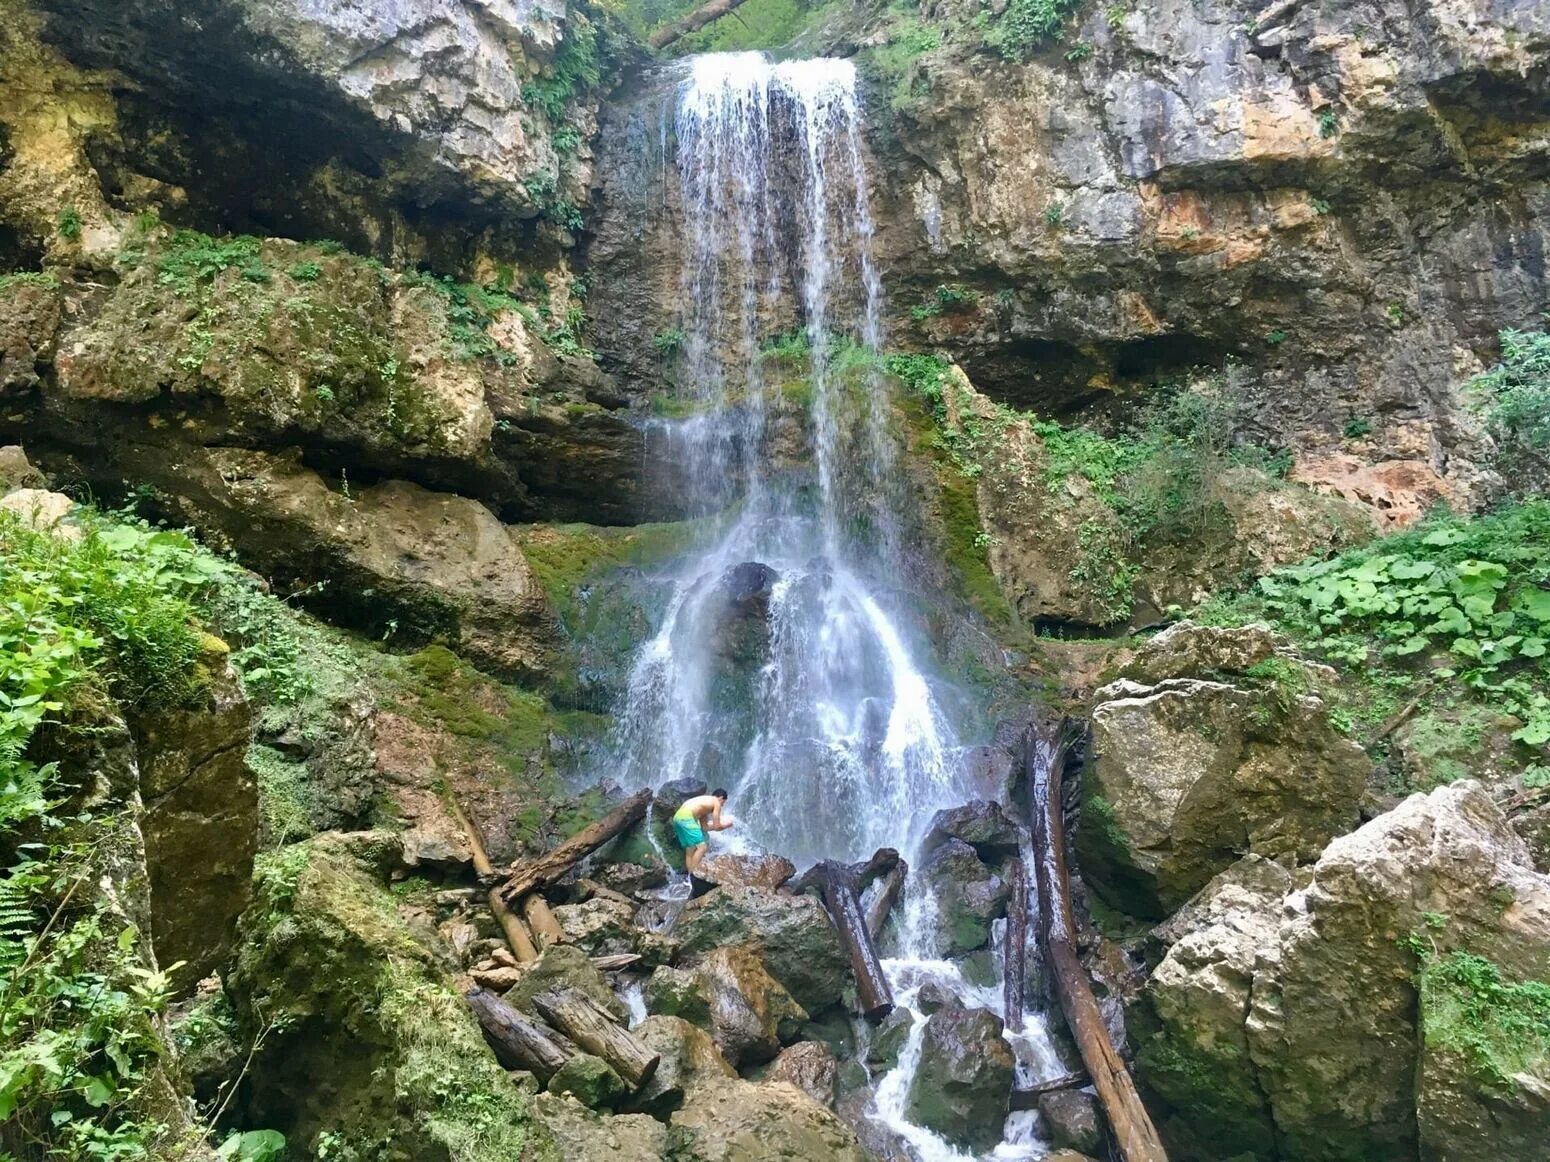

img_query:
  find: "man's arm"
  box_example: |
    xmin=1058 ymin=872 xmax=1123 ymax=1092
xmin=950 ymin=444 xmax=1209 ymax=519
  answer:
xmin=710 ymin=802 xmax=733 ymax=831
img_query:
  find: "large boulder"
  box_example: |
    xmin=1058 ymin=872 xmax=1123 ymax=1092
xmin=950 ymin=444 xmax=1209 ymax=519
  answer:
xmin=669 ymin=1076 xmax=870 ymax=1162
xmin=920 ymin=838 xmax=1009 ymax=955
xmin=532 ymin=1093 xmax=668 ymax=1161
xmin=692 ymin=945 xmax=806 ymax=1067
xmin=1138 ymin=783 xmax=1550 ymax=1162
xmin=904 ymin=1004 xmax=1015 ymax=1151
xmin=673 ymin=885 xmax=848 ymax=1013
xmin=623 ymin=1014 xmax=736 ymax=1120
xmin=1082 ymin=624 xmax=1369 ymax=916
xmin=696 ymin=852 xmax=796 ymax=891
xmin=766 ymin=1040 xmax=839 ymax=1107
xmin=923 ymin=799 xmax=1022 ymax=861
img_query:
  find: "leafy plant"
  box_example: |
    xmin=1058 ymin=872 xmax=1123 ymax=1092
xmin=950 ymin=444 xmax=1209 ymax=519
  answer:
xmin=1466 ymin=328 xmax=1550 ymax=489
xmin=911 ymin=284 xmax=979 ymax=322
xmin=1064 ymin=41 xmax=1093 ymax=61
xmin=1318 ymin=109 xmax=1340 ymax=138
xmin=287 ymin=260 xmax=322 ymax=282
xmin=985 ymin=0 xmax=1083 ymax=59
xmin=156 ymin=231 xmax=268 ymax=297
xmin=1344 ymin=417 xmax=1372 ymax=439
xmin=653 ymin=328 xmax=686 ymax=356
xmin=57 ymin=206 xmax=83 ymax=241
xmin=1418 ymin=949 xmax=1550 ymax=1095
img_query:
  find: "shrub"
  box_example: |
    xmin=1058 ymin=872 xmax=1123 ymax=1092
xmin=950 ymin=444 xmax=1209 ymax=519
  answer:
xmin=56 ymin=206 xmax=82 ymax=241
xmin=985 ymin=0 xmax=1083 ymax=59
xmin=1467 ymin=328 xmax=1550 ymax=490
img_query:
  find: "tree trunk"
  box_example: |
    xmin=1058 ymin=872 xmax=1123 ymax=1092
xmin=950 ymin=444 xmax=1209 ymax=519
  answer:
xmin=500 ymin=789 xmax=652 ymax=904
xmin=1026 ymin=722 xmax=1169 ymax=1162
xmin=648 ymin=0 xmax=752 ymax=49
xmin=865 ymin=859 xmax=907 ymax=941
xmin=522 ymin=893 xmax=566 ymax=948
xmin=791 ymin=855 xmax=895 ymax=1021
xmin=447 ymin=792 xmax=539 ymax=962
xmin=463 ymin=986 xmax=571 ymax=1083
xmin=1010 ymin=1071 xmax=1090 ymax=1110
xmin=531 ymin=987 xmax=661 ymax=1089
xmin=1004 ymin=856 xmax=1028 ymax=1027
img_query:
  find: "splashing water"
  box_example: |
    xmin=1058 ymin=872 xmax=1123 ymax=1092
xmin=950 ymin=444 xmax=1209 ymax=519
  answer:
xmin=602 ymin=51 xmax=1064 ymax=1157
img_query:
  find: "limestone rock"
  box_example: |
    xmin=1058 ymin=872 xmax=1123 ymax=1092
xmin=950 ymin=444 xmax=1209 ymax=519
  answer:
xmin=1084 ymin=627 xmax=1368 ymax=916
xmin=0 ymin=277 xmax=60 ymax=393
xmin=921 ymin=838 xmax=1008 ymax=955
xmin=1117 ymin=620 xmax=1280 ymax=686
xmin=674 ymin=884 xmax=848 ymax=1013
xmin=669 ymin=1076 xmax=869 ymax=1162
xmin=904 ymin=1004 xmax=1014 ymax=1151
xmin=0 ymin=487 xmax=78 ymax=538
xmin=623 ymin=1014 xmax=736 ymax=1119
xmin=1140 ymin=783 xmax=1550 ymax=1161
xmin=644 ymin=965 xmax=712 ymax=1028
xmin=923 ymin=799 xmax=1022 ymax=861
xmin=766 ymin=1040 xmax=838 ymax=1107
xmin=696 ymin=852 xmax=796 ymax=891
xmin=554 ymin=896 xmax=636 ymax=956
xmin=693 ymin=944 xmax=806 ymax=1067
xmin=505 ymin=943 xmax=629 ymax=1024
xmin=0 ymin=445 xmax=46 ymax=490
xmin=546 ymin=1053 xmax=626 ymax=1110
xmin=532 ymin=1092 xmax=670 ymax=1162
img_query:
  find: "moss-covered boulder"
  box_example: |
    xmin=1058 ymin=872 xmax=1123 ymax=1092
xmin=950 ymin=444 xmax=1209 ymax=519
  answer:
xmin=1082 ymin=624 xmax=1369 ymax=916
xmin=669 ymin=1075 xmax=870 ymax=1162
xmin=920 ymin=837 xmax=1009 ymax=955
xmin=225 ymin=835 xmax=557 ymax=1160
xmin=506 ymin=942 xmax=629 ymax=1024
xmin=904 ymin=1004 xmax=1014 ymax=1152
xmin=547 ymin=1053 xmax=627 ymax=1110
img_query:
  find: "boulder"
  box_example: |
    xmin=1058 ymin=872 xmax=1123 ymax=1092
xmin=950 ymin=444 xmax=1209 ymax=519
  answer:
xmin=674 ymin=885 xmax=848 ymax=1013
xmin=923 ymin=800 xmax=1022 ymax=861
xmin=1083 ymin=631 xmax=1369 ymax=916
xmin=0 ymin=278 xmax=60 ymax=393
xmin=532 ymin=1093 xmax=670 ymax=1162
xmin=904 ymin=1004 xmax=1015 ymax=1151
xmin=644 ymin=965 xmax=713 ymax=1028
xmin=920 ymin=838 xmax=1008 ymax=955
xmin=766 ymin=1041 xmax=838 ymax=1107
xmin=706 ymin=561 xmax=778 ymax=664
xmin=505 ymin=944 xmax=629 ymax=1024
xmin=553 ymin=896 xmax=637 ymax=957
xmin=1038 ymin=1089 xmax=1104 ymax=1156
xmin=696 ymin=852 xmax=796 ymax=891
xmin=693 ymin=945 xmax=806 ymax=1067
xmin=866 ymin=1008 xmax=914 ymax=1074
xmin=0 ymin=487 xmax=78 ymax=538
xmin=1118 ymin=621 xmax=1280 ymax=686
xmin=0 ymin=445 xmax=46 ymax=490
xmin=1139 ymin=783 xmax=1550 ymax=1162
xmin=669 ymin=1076 xmax=869 ymax=1162
xmin=594 ymin=851 xmax=671 ymax=896
xmin=546 ymin=1053 xmax=627 ymax=1110
xmin=624 ymin=1014 xmax=736 ymax=1119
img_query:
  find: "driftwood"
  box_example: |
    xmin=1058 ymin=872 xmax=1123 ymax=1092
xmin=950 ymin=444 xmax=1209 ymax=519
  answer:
xmin=1010 ymin=1070 xmax=1091 ymax=1110
xmin=523 ymin=894 xmax=566 ymax=948
xmin=591 ymin=953 xmax=643 ymax=971
xmin=1026 ymin=722 xmax=1169 ymax=1162
xmin=791 ymin=849 xmax=899 ymax=1021
xmin=448 ymin=792 xmax=539 ymax=962
xmin=648 ymin=0 xmax=752 ymax=49
xmin=464 ymin=986 xmax=571 ymax=1083
xmin=579 ymin=879 xmax=639 ymax=908
xmin=1004 ymin=856 xmax=1029 ymax=1026
xmin=532 ymin=987 xmax=660 ymax=1089
xmin=865 ymin=859 xmax=907 ymax=940
xmin=500 ymin=789 xmax=652 ymax=903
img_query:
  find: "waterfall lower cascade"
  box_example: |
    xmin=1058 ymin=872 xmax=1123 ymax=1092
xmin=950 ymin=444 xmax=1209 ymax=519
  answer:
xmin=608 ymin=52 xmax=1062 ymax=1158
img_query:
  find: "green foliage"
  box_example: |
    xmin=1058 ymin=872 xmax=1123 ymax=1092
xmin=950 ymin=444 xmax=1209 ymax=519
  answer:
xmin=1466 ymin=328 xmax=1550 ymax=488
xmin=910 ymin=284 xmax=979 ymax=322
xmin=156 ymin=231 xmax=268 ymax=297
xmin=1318 ymin=109 xmax=1340 ymax=138
xmin=0 ymin=271 xmax=59 ymax=292
xmin=408 ymin=272 xmax=590 ymax=362
xmin=287 ymin=260 xmax=322 ymax=282
xmin=1070 ymin=520 xmax=1134 ymax=623
xmin=760 ymin=329 xmax=813 ymax=363
xmin=984 ymin=0 xmax=1083 ymax=59
xmin=1344 ymin=417 xmax=1372 ymax=438
xmin=652 ymin=328 xmax=686 ymax=356
xmin=1064 ymin=40 xmax=1093 ymax=61
xmin=218 ymin=1130 xmax=288 ymax=1161
xmin=552 ymin=126 xmax=582 ymax=154
xmin=866 ymin=18 xmax=940 ymax=109
xmin=1419 ymin=949 xmax=1550 ymax=1095
xmin=56 ymin=206 xmax=83 ymax=241
xmin=521 ymin=18 xmax=602 ymax=120
xmin=1218 ymin=501 xmax=1550 ymax=746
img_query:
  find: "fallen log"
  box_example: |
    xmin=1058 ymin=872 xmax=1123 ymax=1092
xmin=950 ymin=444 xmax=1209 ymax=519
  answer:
xmin=648 ymin=0 xmax=752 ymax=49
xmin=522 ymin=893 xmax=566 ymax=948
xmin=500 ymin=789 xmax=652 ymax=904
xmin=791 ymin=851 xmax=898 ymax=1021
xmin=1010 ymin=1070 xmax=1091 ymax=1110
xmin=1026 ymin=721 xmax=1169 ymax=1162
xmin=532 ymin=987 xmax=660 ymax=1089
xmin=865 ymin=859 xmax=907 ymax=941
xmin=591 ymin=953 xmax=643 ymax=972
xmin=1004 ymin=856 xmax=1029 ymax=1027
xmin=464 ymin=986 xmax=571 ymax=1083
xmin=447 ymin=792 xmax=539 ymax=962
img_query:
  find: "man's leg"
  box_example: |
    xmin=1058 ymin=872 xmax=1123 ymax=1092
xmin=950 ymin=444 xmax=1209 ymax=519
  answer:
xmin=686 ymin=842 xmax=707 ymax=873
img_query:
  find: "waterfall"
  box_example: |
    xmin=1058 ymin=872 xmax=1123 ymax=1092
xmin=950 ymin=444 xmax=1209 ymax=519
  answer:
xmin=605 ymin=51 xmax=1062 ymax=1158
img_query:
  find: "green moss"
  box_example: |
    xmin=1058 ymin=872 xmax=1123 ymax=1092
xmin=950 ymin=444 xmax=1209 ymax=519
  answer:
xmin=1420 ymin=950 xmax=1550 ymax=1095
xmin=1135 ymin=1035 xmax=1274 ymax=1158
xmin=517 ymin=520 xmax=702 ymax=620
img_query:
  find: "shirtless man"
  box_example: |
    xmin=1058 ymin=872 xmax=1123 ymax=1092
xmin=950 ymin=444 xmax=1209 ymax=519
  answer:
xmin=671 ymin=789 xmax=733 ymax=873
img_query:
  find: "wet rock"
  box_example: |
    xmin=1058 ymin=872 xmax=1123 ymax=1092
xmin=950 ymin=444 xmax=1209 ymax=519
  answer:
xmin=546 ymin=1053 xmax=626 ymax=1110
xmin=669 ymin=1075 xmax=869 ymax=1161
xmin=1140 ymin=783 xmax=1550 ymax=1161
xmin=505 ymin=944 xmax=628 ymax=1024
xmin=674 ymin=884 xmax=848 ymax=1013
xmin=921 ymin=838 xmax=1008 ymax=955
xmin=697 ymin=852 xmax=796 ymax=891
xmin=905 ymin=1004 xmax=1015 ymax=1151
xmin=923 ymin=800 xmax=1022 ymax=861
xmin=1039 ymin=1089 xmax=1104 ymax=1156
xmin=767 ymin=1040 xmax=838 ymax=1107
xmin=915 ymin=981 xmax=956 ymax=1016
xmin=866 ymin=1008 xmax=914 ymax=1073
xmin=645 ymin=965 xmax=713 ymax=1028
xmin=623 ymin=1014 xmax=736 ymax=1119
xmin=553 ymin=896 xmax=637 ymax=957
xmin=1083 ymin=625 xmax=1369 ymax=916
xmin=706 ymin=561 xmax=778 ymax=663
xmin=694 ymin=944 xmax=806 ymax=1067
xmin=594 ymin=851 xmax=671 ymax=896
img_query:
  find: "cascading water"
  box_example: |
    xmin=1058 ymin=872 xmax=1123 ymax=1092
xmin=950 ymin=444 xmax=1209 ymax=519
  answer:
xmin=605 ymin=51 xmax=1064 ymax=1158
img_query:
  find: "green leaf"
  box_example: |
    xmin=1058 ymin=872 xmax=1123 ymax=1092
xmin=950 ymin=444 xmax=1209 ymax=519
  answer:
xmin=1513 ymin=719 xmax=1550 ymax=746
xmin=1427 ymin=606 xmax=1472 ymax=636
xmin=82 ymin=1074 xmax=114 ymax=1107
xmin=1422 ymin=527 xmax=1468 ymax=546
xmin=1389 ymin=559 xmax=1437 ymax=580
xmin=1520 ymin=637 xmax=1547 ymax=658
xmin=1514 ymin=589 xmax=1550 ymax=623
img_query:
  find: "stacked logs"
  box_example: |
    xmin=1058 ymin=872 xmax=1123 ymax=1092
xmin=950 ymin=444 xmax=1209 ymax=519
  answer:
xmin=464 ymin=984 xmax=659 ymax=1091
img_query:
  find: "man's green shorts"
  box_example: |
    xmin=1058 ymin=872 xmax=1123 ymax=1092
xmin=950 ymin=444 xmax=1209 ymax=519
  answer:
xmin=672 ymin=815 xmax=706 ymax=848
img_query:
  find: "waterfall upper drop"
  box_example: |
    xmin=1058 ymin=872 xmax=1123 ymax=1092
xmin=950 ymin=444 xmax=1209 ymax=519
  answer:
xmin=608 ymin=52 xmax=963 ymax=867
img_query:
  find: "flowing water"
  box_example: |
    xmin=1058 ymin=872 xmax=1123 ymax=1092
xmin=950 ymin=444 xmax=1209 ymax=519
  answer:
xmin=603 ymin=51 xmax=1064 ymax=1158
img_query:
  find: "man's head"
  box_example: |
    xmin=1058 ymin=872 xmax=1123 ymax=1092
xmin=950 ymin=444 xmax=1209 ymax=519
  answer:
xmin=712 ymin=788 xmax=728 ymax=802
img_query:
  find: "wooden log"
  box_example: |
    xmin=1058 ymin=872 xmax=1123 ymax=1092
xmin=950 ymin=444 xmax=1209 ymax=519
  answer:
xmin=1026 ymin=722 xmax=1169 ymax=1162
xmin=865 ymin=859 xmax=907 ymax=941
xmin=500 ymin=789 xmax=653 ymax=904
xmin=791 ymin=856 xmax=894 ymax=1021
xmin=1010 ymin=1070 xmax=1090 ymax=1110
xmin=463 ymin=986 xmax=571 ymax=1083
xmin=590 ymin=953 xmax=643 ymax=972
xmin=648 ymin=0 xmax=752 ymax=49
xmin=447 ymin=791 xmax=539 ymax=962
xmin=523 ymin=893 xmax=567 ymax=948
xmin=1004 ymin=856 xmax=1029 ymax=1027
xmin=578 ymin=878 xmax=640 ymax=908
xmin=532 ymin=987 xmax=660 ymax=1089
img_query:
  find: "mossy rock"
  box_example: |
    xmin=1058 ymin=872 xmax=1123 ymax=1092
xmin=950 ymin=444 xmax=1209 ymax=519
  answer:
xmin=546 ymin=1053 xmax=627 ymax=1109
